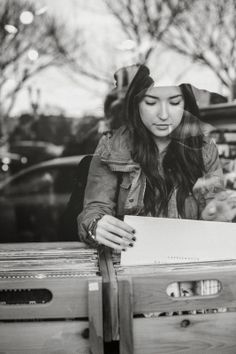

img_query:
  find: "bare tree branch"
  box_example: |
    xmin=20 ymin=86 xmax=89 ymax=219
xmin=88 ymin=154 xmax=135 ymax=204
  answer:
xmin=104 ymin=0 xmax=235 ymax=94
xmin=163 ymin=0 xmax=236 ymax=92
xmin=103 ymin=0 xmax=194 ymax=62
xmin=0 ymin=0 xmax=84 ymax=136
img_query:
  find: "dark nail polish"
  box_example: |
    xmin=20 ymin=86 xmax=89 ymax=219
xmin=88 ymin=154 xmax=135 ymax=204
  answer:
xmin=132 ymin=237 xmax=136 ymax=241
xmin=122 ymin=248 xmax=126 ymax=252
xmin=129 ymin=243 xmax=134 ymax=247
xmin=132 ymin=229 xmax=136 ymax=234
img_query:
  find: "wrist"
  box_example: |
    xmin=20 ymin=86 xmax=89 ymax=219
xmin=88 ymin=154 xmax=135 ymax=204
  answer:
xmin=88 ymin=217 xmax=100 ymax=242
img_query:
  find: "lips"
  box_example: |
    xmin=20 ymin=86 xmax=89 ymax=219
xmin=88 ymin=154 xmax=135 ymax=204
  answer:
xmin=154 ymin=124 xmax=170 ymax=129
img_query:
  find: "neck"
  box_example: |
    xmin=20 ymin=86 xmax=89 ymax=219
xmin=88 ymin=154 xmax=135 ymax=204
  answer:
xmin=154 ymin=137 xmax=170 ymax=153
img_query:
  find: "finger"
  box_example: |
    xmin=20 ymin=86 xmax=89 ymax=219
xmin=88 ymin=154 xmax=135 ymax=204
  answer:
xmin=96 ymin=228 xmax=131 ymax=248
xmin=96 ymin=234 xmax=126 ymax=251
xmin=102 ymin=223 xmax=136 ymax=242
xmin=104 ymin=215 xmax=136 ymax=234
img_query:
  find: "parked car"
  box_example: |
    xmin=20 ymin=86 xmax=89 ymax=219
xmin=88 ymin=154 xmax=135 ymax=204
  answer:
xmin=0 ymin=155 xmax=92 ymax=243
xmin=0 ymin=151 xmax=28 ymax=178
xmin=9 ymin=141 xmax=63 ymax=167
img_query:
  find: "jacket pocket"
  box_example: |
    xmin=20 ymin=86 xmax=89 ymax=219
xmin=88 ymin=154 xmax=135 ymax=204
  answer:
xmin=116 ymin=174 xmax=131 ymax=216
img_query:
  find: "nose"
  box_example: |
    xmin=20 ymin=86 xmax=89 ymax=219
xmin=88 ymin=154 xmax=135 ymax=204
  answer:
xmin=158 ymin=102 xmax=168 ymax=120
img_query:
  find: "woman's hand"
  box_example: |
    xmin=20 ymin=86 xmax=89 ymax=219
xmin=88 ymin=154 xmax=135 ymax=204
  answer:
xmin=95 ymin=215 xmax=136 ymax=250
xmin=202 ymin=191 xmax=236 ymax=222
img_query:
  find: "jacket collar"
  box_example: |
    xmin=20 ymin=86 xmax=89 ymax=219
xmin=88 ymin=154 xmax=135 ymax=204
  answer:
xmin=100 ymin=126 xmax=140 ymax=171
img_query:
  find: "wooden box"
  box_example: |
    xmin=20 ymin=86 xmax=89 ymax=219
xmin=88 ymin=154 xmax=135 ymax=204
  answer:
xmin=0 ymin=242 xmax=103 ymax=354
xmin=117 ymin=261 xmax=236 ymax=354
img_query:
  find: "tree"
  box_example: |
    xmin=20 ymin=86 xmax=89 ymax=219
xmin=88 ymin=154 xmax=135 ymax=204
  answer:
xmin=103 ymin=0 xmax=192 ymax=62
xmin=104 ymin=0 xmax=236 ymax=97
xmin=163 ymin=0 xmax=236 ymax=96
xmin=0 ymin=0 xmax=82 ymax=140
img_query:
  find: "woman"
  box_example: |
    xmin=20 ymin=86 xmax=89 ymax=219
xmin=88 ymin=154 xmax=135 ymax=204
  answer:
xmin=78 ymin=64 xmax=236 ymax=249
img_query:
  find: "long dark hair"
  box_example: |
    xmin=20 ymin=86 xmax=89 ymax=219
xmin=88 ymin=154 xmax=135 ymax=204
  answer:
xmin=124 ymin=65 xmax=205 ymax=217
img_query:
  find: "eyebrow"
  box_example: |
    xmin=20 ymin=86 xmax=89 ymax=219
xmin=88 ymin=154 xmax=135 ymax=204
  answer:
xmin=144 ymin=94 xmax=183 ymax=99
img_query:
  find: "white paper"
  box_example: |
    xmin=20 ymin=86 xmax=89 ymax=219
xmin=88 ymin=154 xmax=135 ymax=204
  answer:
xmin=121 ymin=216 xmax=236 ymax=266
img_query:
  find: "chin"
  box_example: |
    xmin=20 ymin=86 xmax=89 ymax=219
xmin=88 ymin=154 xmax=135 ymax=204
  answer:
xmin=152 ymin=131 xmax=170 ymax=138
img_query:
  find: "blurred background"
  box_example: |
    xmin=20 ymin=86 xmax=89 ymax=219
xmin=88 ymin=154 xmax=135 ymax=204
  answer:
xmin=0 ymin=0 xmax=236 ymax=242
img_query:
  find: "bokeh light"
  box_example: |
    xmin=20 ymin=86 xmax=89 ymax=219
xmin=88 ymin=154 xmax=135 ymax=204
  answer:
xmin=20 ymin=11 xmax=34 ymax=25
xmin=36 ymin=6 xmax=48 ymax=15
xmin=4 ymin=24 xmax=18 ymax=34
xmin=2 ymin=164 xmax=9 ymax=172
xmin=28 ymin=49 xmax=39 ymax=61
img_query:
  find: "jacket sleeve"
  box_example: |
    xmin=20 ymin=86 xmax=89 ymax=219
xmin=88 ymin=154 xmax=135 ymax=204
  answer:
xmin=193 ymin=138 xmax=225 ymax=212
xmin=77 ymin=135 xmax=119 ymax=245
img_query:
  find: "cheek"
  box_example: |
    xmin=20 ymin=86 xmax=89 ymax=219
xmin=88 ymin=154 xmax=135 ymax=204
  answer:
xmin=171 ymin=107 xmax=184 ymax=126
xmin=138 ymin=104 xmax=144 ymax=119
xmin=139 ymin=105 xmax=150 ymax=125
xmin=139 ymin=104 xmax=156 ymax=121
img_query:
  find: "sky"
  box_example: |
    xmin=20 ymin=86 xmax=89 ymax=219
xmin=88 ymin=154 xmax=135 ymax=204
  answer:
xmin=11 ymin=0 xmax=223 ymax=118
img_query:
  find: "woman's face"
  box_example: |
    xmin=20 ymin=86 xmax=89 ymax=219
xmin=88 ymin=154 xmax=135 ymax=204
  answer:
xmin=139 ymin=85 xmax=184 ymax=141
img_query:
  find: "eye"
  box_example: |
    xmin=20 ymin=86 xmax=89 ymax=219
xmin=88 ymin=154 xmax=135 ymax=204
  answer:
xmin=144 ymin=100 xmax=156 ymax=106
xmin=170 ymin=99 xmax=182 ymax=106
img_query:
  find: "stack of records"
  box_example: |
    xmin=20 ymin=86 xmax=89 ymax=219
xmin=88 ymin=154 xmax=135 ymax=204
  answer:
xmin=0 ymin=243 xmax=99 ymax=280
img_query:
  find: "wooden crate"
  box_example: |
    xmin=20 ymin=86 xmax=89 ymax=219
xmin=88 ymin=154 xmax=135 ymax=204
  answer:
xmin=117 ymin=261 xmax=236 ymax=354
xmin=0 ymin=242 xmax=103 ymax=354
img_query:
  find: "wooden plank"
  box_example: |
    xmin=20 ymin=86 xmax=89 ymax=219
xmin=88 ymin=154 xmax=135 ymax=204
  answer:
xmin=0 ymin=241 xmax=88 ymax=251
xmin=0 ymin=276 xmax=99 ymax=319
xmin=118 ymin=259 xmax=236 ymax=276
xmin=133 ymin=312 xmax=236 ymax=354
xmin=0 ymin=320 xmax=90 ymax=354
xmin=88 ymin=279 xmax=104 ymax=354
xmin=118 ymin=265 xmax=236 ymax=313
xmin=118 ymin=278 xmax=134 ymax=354
xmin=99 ymin=246 xmax=119 ymax=342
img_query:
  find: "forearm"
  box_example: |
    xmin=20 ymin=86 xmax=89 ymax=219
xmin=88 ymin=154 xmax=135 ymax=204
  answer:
xmin=77 ymin=154 xmax=118 ymax=245
xmin=78 ymin=206 xmax=113 ymax=245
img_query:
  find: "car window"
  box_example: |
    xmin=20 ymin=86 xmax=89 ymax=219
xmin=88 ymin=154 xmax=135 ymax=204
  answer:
xmin=53 ymin=166 xmax=78 ymax=193
xmin=2 ymin=166 xmax=77 ymax=197
xmin=0 ymin=163 xmax=81 ymax=243
xmin=2 ymin=170 xmax=55 ymax=196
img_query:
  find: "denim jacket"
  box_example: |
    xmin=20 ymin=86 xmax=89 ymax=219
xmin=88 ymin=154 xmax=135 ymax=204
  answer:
xmin=77 ymin=126 xmax=224 ymax=244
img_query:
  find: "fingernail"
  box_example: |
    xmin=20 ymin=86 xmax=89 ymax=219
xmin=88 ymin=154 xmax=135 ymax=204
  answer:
xmin=132 ymin=236 xmax=136 ymax=241
xmin=129 ymin=243 xmax=134 ymax=247
xmin=122 ymin=248 xmax=127 ymax=252
xmin=132 ymin=229 xmax=136 ymax=234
